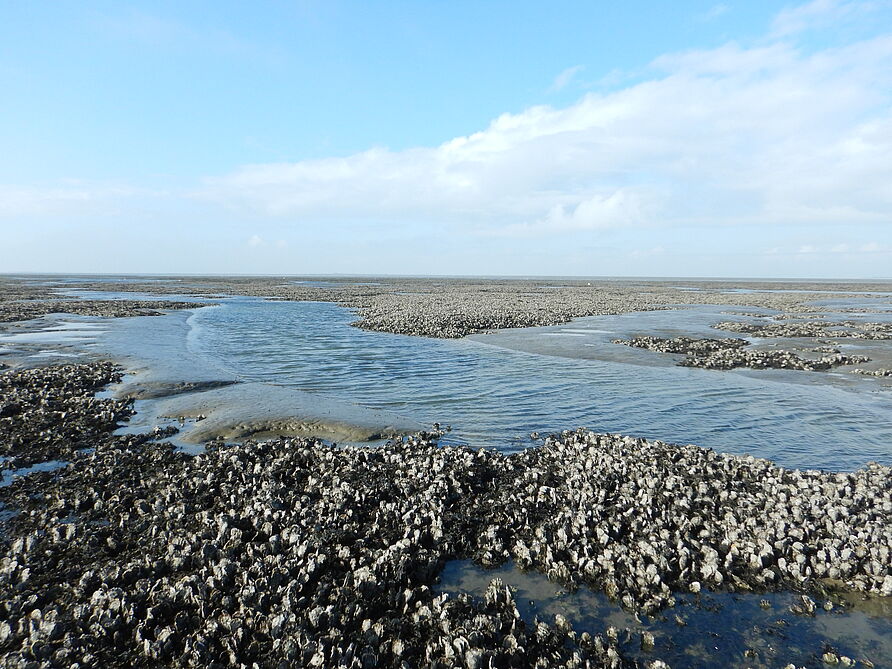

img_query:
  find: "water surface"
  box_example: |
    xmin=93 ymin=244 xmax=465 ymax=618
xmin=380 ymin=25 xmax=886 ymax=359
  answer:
xmin=180 ymin=298 xmax=892 ymax=470
xmin=4 ymin=293 xmax=891 ymax=470
xmin=437 ymin=560 xmax=892 ymax=669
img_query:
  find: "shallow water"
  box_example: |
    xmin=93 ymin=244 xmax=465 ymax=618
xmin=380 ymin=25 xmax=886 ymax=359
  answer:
xmin=176 ymin=298 xmax=892 ymax=469
xmin=437 ymin=560 xmax=892 ymax=668
xmin=1 ymin=460 xmax=69 ymax=487
xmin=3 ymin=286 xmax=892 ymax=664
xmin=3 ymin=293 xmax=892 ymax=470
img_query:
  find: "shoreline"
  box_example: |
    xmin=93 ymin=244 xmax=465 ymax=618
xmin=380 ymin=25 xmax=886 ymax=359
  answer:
xmin=1 ymin=276 xmax=892 ymax=665
xmin=5 ymin=273 xmax=892 ymax=382
xmin=0 ymin=303 xmax=425 ymax=450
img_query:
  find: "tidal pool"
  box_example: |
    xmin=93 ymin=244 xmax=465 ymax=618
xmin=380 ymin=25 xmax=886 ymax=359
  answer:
xmin=437 ymin=560 xmax=892 ymax=668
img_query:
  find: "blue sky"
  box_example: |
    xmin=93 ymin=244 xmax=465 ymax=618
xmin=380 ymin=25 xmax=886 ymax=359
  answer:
xmin=2 ymin=0 xmax=891 ymax=277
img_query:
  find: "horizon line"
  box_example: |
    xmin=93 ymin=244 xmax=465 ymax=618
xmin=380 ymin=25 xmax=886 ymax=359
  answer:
xmin=2 ymin=272 xmax=891 ymax=283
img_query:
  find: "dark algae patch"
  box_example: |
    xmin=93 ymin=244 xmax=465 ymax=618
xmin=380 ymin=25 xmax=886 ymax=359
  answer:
xmin=1 ymin=364 xmax=890 ymax=667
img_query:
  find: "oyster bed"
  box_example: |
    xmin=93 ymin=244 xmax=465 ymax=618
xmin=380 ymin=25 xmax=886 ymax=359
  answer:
xmin=613 ymin=336 xmax=871 ymax=372
xmin=0 ymin=300 xmax=209 ymax=325
xmin=1 ymin=364 xmax=890 ymax=667
xmin=713 ymin=321 xmax=892 ymax=341
xmin=5 ymin=275 xmax=892 ymax=340
xmin=0 ymin=363 xmax=133 ymax=469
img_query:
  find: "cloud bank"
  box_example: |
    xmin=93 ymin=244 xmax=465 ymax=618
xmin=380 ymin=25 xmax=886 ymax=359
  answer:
xmin=196 ymin=4 xmax=892 ymax=238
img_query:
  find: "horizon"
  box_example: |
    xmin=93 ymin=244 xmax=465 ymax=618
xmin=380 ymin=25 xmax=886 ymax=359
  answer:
xmin=2 ymin=0 xmax=892 ymax=278
xmin=4 ymin=271 xmax=892 ymax=283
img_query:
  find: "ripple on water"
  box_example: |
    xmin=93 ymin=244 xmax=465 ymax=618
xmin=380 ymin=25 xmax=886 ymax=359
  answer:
xmin=177 ymin=299 xmax=892 ymax=470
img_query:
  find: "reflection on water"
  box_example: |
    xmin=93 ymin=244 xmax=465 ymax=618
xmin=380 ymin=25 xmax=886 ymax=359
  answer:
xmin=437 ymin=560 xmax=892 ymax=669
xmin=187 ymin=299 xmax=892 ymax=470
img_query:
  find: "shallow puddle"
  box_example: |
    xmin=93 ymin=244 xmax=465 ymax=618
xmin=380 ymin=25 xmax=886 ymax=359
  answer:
xmin=1 ymin=459 xmax=69 ymax=487
xmin=436 ymin=560 xmax=892 ymax=668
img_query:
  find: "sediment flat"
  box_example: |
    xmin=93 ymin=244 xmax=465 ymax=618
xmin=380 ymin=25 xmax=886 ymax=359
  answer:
xmin=144 ymin=381 xmax=423 ymax=444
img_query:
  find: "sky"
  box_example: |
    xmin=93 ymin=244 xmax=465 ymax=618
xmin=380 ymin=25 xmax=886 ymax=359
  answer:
xmin=1 ymin=0 xmax=891 ymax=278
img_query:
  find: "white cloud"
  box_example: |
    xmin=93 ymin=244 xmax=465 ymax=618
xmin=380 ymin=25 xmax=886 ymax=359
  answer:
xmin=488 ymin=189 xmax=658 ymax=238
xmin=198 ymin=20 xmax=892 ymax=237
xmin=7 ymin=0 xmax=892 ymax=260
xmin=769 ymin=0 xmax=884 ymax=37
xmin=549 ymin=65 xmax=585 ymax=92
xmin=770 ymin=241 xmax=891 ymax=255
xmin=699 ymin=4 xmax=730 ymax=21
xmin=0 ymin=183 xmax=156 ymax=218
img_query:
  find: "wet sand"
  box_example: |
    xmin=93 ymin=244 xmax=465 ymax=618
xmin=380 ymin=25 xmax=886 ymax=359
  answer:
xmin=134 ymin=381 xmax=422 ymax=445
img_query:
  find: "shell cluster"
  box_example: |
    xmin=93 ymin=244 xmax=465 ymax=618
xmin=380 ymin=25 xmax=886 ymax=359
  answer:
xmin=350 ymin=290 xmax=669 ymax=339
xmin=714 ymin=320 xmax=892 ymax=340
xmin=1 ymin=430 xmax=638 ymax=665
xmin=476 ymin=432 xmax=892 ymax=607
xmin=612 ymin=336 xmax=748 ymax=357
xmin=0 ymin=300 xmax=208 ymax=324
xmin=2 ymin=364 xmax=891 ymax=667
xmin=0 ymin=363 xmax=134 ymax=469
xmin=613 ymin=336 xmax=870 ymax=372
xmin=852 ymin=368 xmax=892 ymax=377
